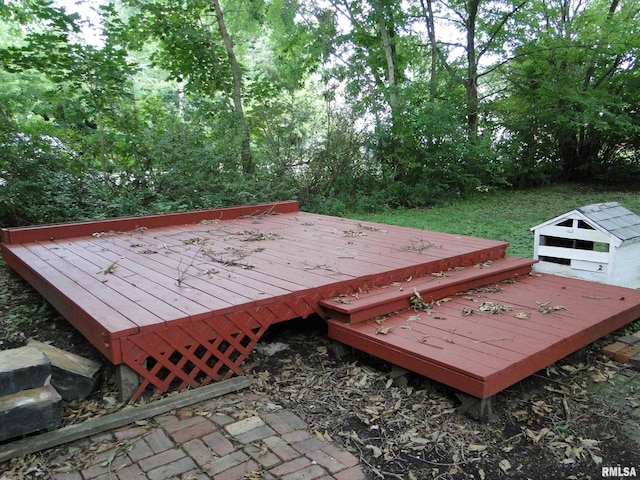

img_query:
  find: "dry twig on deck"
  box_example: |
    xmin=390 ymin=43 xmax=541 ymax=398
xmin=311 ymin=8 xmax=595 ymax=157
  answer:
xmin=238 ymin=205 xmax=278 ymax=221
xmin=176 ymin=245 xmax=205 ymax=285
xmin=357 ymin=223 xmax=388 ymax=233
xmin=240 ymin=230 xmax=280 ymax=241
xmin=394 ymin=237 xmax=442 ymax=253
xmin=302 ymin=261 xmax=341 ymax=275
xmin=99 ymin=259 xmax=119 ymax=275
xmin=343 ymin=229 xmax=367 ymax=237
xmin=226 ymin=229 xmax=280 ymax=241
xmin=398 ymin=313 xmax=445 ymax=349
xmin=195 ymin=212 xmax=224 ymax=225
xmin=200 ymin=248 xmax=256 ymax=269
xmin=182 ymin=237 xmax=205 ymax=245
xmin=92 ymin=230 xmax=124 ymax=238
xmin=473 ymin=336 xmax=514 ymax=344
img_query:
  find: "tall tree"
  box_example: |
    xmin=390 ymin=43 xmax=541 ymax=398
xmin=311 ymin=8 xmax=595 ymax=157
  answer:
xmin=424 ymin=0 xmax=527 ymax=144
xmin=420 ymin=0 xmax=439 ymax=101
xmin=122 ymin=0 xmax=256 ymax=174
xmin=313 ymin=1 xmax=401 ymax=119
xmin=502 ymin=0 xmax=640 ymax=181
xmin=211 ymin=0 xmax=253 ymax=174
xmin=317 ymin=0 xmax=414 ymax=178
xmin=0 ymin=0 xmax=135 ymax=169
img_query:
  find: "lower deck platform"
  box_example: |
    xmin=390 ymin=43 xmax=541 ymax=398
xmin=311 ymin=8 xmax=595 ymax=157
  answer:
xmin=327 ymin=272 xmax=640 ymax=398
xmin=3 ymin=201 xmax=640 ymax=401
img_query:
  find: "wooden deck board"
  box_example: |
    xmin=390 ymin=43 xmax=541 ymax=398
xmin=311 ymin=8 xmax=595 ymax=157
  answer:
xmin=433 ymin=302 xmax=571 ymax=341
xmin=70 ymin=239 xmax=243 ymax=324
xmin=3 ymin=200 xmax=640 ymax=401
xmin=2 ymin=247 xmax=131 ymax=362
xmin=21 ymin=243 xmax=168 ymax=327
xmin=472 ymin=279 xmax=633 ymax=329
xmin=82 ymin=236 xmax=242 ymax=316
xmin=194 ymin=219 xmax=431 ymax=274
xmin=1 ymin=202 xmax=301 ymax=244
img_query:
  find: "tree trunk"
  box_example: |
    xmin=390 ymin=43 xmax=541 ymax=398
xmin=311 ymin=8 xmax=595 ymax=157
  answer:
xmin=377 ymin=0 xmax=397 ymax=112
xmin=423 ymin=0 xmax=438 ymax=101
xmin=466 ymin=0 xmax=480 ymax=145
xmin=557 ymin=127 xmax=581 ymax=180
xmin=211 ymin=0 xmax=254 ymax=175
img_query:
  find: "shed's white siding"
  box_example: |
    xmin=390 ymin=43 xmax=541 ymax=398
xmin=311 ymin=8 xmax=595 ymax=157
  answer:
xmin=531 ymin=203 xmax=640 ymax=289
xmin=608 ymin=242 xmax=640 ymax=287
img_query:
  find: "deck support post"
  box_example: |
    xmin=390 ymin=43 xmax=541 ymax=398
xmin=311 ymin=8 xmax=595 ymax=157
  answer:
xmin=329 ymin=340 xmax=352 ymax=360
xmin=116 ymin=364 xmax=140 ymax=402
xmin=390 ymin=365 xmax=410 ymax=387
xmin=455 ymin=392 xmax=494 ymax=422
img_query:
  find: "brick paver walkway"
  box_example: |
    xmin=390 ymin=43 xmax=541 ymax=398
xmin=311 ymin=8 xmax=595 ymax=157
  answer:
xmin=48 ymin=391 xmax=366 ymax=480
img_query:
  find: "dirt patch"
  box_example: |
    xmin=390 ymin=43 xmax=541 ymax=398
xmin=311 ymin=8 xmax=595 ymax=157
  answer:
xmin=1 ymin=258 xmax=639 ymax=479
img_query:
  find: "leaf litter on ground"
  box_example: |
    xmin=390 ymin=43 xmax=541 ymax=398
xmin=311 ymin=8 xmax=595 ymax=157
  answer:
xmin=246 ymin=321 xmax=638 ymax=479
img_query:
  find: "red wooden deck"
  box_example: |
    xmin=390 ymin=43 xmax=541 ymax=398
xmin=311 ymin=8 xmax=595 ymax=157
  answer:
xmin=3 ymin=201 xmax=640 ymax=401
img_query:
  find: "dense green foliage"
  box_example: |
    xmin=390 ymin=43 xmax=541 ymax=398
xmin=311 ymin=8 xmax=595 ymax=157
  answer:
xmin=0 ymin=0 xmax=639 ymax=226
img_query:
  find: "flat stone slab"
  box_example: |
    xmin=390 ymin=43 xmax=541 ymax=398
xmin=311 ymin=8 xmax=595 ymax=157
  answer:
xmin=225 ymin=416 xmax=266 ymax=436
xmin=29 ymin=340 xmax=101 ymax=401
xmin=0 ymin=384 xmax=62 ymax=442
xmin=0 ymin=345 xmax=51 ymax=396
xmin=618 ymin=335 xmax=640 ymax=345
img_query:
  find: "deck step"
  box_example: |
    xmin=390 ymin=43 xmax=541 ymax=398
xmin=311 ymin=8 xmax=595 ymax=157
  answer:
xmin=320 ymin=256 xmax=536 ymax=324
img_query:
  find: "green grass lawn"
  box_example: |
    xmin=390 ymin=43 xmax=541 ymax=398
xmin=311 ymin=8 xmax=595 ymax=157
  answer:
xmin=348 ymin=183 xmax=640 ymax=258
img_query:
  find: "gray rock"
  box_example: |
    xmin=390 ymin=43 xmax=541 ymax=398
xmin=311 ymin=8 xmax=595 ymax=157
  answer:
xmin=29 ymin=341 xmax=101 ymax=401
xmin=0 ymin=345 xmax=51 ymax=396
xmin=0 ymin=384 xmax=62 ymax=442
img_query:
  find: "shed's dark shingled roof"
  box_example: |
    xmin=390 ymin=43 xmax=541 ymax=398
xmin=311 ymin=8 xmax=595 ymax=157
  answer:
xmin=578 ymin=202 xmax=640 ymax=242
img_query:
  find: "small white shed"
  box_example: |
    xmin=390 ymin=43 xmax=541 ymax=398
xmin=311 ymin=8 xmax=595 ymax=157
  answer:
xmin=531 ymin=202 xmax=640 ymax=288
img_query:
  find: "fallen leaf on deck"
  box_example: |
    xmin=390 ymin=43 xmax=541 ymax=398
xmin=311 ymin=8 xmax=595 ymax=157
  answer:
xmin=376 ymin=327 xmax=393 ymax=335
xmin=479 ymin=302 xmax=512 ymax=314
xmin=537 ymin=301 xmax=569 ymax=314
